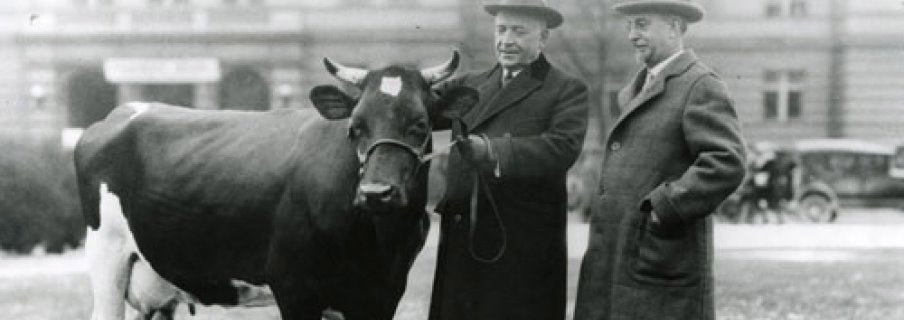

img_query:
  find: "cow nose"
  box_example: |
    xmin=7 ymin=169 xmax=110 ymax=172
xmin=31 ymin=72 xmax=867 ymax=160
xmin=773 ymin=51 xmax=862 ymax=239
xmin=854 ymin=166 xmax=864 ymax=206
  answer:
xmin=355 ymin=183 xmax=400 ymax=209
xmin=362 ymin=183 xmax=393 ymax=200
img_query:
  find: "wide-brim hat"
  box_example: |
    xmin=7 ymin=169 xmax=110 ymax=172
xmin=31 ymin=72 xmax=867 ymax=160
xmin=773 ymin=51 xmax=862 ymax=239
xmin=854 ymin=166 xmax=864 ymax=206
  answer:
xmin=484 ymin=0 xmax=564 ymax=29
xmin=613 ymin=0 xmax=705 ymax=23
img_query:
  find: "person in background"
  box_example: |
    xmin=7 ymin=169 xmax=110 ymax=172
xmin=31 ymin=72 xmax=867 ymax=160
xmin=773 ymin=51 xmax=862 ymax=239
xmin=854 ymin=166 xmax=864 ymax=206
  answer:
xmin=428 ymin=0 xmax=589 ymax=319
xmin=574 ymin=0 xmax=747 ymax=319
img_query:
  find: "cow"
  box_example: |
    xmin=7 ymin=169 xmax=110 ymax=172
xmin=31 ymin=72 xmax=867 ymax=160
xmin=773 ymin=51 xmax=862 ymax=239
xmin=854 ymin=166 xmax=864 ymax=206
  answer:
xmin=75 ymin=51 xmax=479 ymax=320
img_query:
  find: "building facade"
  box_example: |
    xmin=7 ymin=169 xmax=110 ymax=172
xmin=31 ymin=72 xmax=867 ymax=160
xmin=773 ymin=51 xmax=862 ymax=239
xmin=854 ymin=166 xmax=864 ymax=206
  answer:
xmin=602 ymin=0 xmax=904 ymax=146
xmin=0 ymin=0 xmax=901 ymax=149
xmin=0 ymin=0 xmax=467 ymax=145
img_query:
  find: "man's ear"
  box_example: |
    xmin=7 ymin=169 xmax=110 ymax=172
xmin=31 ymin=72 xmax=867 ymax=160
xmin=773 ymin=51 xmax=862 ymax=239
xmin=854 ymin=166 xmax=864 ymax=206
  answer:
xmin=434 ymin=86 xmax=479 ymax=120
xmin=310 ymin=85 xmax=357 ymax=120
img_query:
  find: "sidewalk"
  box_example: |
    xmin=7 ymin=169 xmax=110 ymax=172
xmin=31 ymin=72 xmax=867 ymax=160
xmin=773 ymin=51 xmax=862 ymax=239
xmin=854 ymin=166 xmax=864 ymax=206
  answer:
xmin=564 ymin=223 xmax=904 ymax=258
xmin=714 ymin=224 xmax=904 ymax=249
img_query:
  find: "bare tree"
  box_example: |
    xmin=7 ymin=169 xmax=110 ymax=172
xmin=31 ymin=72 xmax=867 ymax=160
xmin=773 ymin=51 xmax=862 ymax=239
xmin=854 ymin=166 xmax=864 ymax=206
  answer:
xmin=553 ymin=0 xmax=612 ymax=145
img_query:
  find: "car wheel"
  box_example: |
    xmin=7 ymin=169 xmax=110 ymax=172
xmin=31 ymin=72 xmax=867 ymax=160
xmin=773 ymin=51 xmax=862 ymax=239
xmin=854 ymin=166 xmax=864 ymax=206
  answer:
xmin=797 ymin=194 xmax=834 ymax=223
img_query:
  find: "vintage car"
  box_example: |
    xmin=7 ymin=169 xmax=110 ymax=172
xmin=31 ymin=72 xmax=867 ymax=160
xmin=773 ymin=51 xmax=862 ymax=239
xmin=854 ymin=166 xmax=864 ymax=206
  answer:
xmin=719 ymin=139 xmax=904 ymax=223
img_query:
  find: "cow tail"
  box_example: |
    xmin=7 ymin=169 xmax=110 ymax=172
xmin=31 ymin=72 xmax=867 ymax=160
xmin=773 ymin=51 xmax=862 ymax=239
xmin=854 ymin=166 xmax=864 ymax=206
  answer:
xmin=73 ymin=104 xmax=140 ymax=230
xmin=74 ymin=149 xmax=102 ymax=230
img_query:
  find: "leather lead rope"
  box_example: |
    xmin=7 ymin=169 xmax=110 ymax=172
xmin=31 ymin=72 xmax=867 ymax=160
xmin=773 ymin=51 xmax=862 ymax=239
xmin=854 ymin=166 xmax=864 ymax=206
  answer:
xmin=468 ymin=173 xmax=507 ymax=263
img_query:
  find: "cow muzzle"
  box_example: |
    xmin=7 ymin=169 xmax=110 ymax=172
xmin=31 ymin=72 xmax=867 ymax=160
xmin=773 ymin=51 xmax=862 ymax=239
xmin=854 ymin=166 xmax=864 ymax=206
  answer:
xmin=354 ymin=183 xmax=406 ymax=210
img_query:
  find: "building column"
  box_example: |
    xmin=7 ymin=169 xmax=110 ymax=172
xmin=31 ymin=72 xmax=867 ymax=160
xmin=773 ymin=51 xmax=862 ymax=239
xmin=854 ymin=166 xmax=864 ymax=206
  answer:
xmin=25 ymin=68 xmax=59 ymax=143
xmin=195 ymin=82 xmax=217 ymax=110
xmin=827 ymin=0 xmax=847 ymax=138
xmin=271 ymin=67 xmax=302 ymax=109
xmin=117 ymin=84 xmax=141 ymax=105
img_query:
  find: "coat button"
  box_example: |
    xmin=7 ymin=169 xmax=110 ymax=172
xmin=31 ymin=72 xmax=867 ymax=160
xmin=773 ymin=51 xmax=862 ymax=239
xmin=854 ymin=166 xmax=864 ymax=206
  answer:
xmin=610 ymin=141 xmax=621 ymax=151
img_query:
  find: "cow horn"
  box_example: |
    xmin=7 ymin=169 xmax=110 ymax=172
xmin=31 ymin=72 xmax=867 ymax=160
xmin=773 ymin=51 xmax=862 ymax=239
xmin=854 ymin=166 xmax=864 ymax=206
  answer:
xmin=323 ymin=57 xmax=368 ymax=87
xmin=420 ymin=51 xmax=460 ymax=85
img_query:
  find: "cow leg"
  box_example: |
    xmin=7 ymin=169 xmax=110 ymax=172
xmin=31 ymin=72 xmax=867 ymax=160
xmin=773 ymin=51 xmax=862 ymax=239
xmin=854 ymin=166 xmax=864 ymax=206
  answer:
xmin=270 ymin=282 xmax=325 ymax=320
xmin=87 ymin=185 xmax=144 ymax=320
xmin=86 ymin=226 xmax=134 ymax=320
xmin=335 ymin=291 xmax=398 ymax=320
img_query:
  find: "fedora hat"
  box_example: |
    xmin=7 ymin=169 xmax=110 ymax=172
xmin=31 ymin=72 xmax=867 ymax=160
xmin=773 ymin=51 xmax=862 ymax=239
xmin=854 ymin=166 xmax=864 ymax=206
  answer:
xmin=484 ymin=0 xmax=564 ymax=29
xmin=613 ymin=0 xmax=705 ymax=23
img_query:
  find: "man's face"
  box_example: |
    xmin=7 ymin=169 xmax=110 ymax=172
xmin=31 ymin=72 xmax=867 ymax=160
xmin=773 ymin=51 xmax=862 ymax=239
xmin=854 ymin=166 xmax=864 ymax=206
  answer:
xmin=625 ymin=13 xmax=681 ymax=67
xmin=494 ymin=11 xmax=549 ymax=68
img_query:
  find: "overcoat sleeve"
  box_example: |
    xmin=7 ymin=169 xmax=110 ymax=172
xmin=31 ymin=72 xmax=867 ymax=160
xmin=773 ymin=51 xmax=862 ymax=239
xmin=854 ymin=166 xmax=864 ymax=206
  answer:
xmin=487 ymin=78 xmax=589 ymax=180
xmin=644 ymin=75 xmax=747 ymax=228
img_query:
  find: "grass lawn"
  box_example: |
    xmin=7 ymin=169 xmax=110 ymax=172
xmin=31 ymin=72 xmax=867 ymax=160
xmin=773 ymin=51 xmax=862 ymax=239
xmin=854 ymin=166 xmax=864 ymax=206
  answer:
xmin=2 ymin=249 xmax=903 ymax=319
xmin=715 ymin=249 xmax=904 ymax=320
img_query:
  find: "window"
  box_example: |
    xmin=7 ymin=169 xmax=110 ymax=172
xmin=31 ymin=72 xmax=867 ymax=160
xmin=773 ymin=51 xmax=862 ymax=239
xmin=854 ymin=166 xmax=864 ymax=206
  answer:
xmin=764 ymin=0 xmax=807 ymax=18
xmin=790 ymin=0 xmax=808 ymax=17
xmin=148 ymin=0 xmax=189 ymax=6
xmin=763 ymin=69 xmax=806 ymax=122
xmin=765 ymin=1 xmax=782 ymax=17
xmin=223 ymin=0 xmax=263 ymax=5
xmin=74 ymin=0 xmax=115 ymax=6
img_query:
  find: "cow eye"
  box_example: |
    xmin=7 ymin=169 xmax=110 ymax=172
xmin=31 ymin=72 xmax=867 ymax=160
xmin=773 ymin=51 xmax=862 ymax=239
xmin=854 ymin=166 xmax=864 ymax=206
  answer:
xmin=348 ymin=123 xmax=364 ymax=139
xmin=407 ymin=121 xmax=428 ymax=137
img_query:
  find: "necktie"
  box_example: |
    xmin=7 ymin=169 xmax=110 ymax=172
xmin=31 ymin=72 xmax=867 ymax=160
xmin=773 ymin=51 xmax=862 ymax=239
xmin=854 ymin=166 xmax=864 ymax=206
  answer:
xmin=641 ymin=70 xmax=655 ymax=93
xmin=502 ymin=68 xmax=521 ymax=87
xmin=502 ymin=70 xmax=515 ymax=87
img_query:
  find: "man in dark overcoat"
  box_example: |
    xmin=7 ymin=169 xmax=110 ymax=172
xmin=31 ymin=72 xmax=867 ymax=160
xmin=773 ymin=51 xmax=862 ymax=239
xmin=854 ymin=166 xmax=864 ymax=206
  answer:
xmin=428 ymin=0 xmax=589 ymax=319
xmin=574 ymin=1 xmax=747 ymax=319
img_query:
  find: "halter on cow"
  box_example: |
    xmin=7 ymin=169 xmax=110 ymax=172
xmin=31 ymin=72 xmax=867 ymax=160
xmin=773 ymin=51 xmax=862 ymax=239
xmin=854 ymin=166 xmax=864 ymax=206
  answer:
xmin=319 ymin=54 xmax=460 ymax=211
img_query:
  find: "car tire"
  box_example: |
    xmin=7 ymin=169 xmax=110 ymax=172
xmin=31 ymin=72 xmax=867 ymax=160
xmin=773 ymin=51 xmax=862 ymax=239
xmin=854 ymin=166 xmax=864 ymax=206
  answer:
xmin=797 ymin=194 xmax=835 ymax=223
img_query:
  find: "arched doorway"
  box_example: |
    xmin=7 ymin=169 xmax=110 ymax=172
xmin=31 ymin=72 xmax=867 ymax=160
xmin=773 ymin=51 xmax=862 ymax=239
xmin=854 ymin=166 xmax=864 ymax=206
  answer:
xmin=219 ymin=67 xmax=270 ymax=111
xmin=67 ymin=70 xmax=117 ymax=128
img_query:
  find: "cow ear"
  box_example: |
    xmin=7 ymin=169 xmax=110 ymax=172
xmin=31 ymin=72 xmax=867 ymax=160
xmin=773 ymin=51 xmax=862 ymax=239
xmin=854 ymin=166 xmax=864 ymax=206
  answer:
xmin=434 ymin=86 xmax=479 ymax=120
xmin=310 ymin=85 xmax=357 ymax=120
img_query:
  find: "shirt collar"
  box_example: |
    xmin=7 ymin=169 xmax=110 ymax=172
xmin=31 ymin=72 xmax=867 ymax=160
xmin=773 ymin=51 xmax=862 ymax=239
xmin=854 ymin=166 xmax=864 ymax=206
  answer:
xmin=647 ymin=49 xmax=684 ymax=78
xmin=504 ymin=67 xmax=524 ymax=79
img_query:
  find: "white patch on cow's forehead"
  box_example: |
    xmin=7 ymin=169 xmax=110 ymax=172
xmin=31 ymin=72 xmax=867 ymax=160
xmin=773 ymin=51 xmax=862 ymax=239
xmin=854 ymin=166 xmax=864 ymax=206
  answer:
xmin=129 ymin=102 xmax=151 ymax=120
xmin=379 ymin=76 xmax=403 ymax=97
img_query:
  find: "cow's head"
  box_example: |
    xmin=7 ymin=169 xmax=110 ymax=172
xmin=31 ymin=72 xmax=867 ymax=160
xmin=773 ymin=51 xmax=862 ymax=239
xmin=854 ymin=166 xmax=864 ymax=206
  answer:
xmin=310 ymin=51 xmax=478 ymax=211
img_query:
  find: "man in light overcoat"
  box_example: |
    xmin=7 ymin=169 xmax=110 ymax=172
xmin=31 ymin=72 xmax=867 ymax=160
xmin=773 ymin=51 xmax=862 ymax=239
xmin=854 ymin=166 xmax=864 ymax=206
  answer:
xmin=428 ymin=0 xmax=589 ymax=319
xmin=574 ymin=1 xmax=746 ymax=319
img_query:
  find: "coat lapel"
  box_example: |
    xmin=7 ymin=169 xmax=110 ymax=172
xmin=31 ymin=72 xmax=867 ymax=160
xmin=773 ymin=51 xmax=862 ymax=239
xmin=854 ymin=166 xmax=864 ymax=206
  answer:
xmin=615 ymin=69 xmax=647 ymax=116
xmin=463 ymin=67 xmax=503 ymax=126
xmin=608 ymin=50 xmax=700 ymax=138
xmin=469 ymin=54 xmax=550 ymax=130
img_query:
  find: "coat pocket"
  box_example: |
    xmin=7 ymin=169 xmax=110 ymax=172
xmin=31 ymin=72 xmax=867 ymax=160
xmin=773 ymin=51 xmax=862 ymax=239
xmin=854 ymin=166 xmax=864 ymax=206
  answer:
xmin=630 ymin=212 xmax=701 ymax=287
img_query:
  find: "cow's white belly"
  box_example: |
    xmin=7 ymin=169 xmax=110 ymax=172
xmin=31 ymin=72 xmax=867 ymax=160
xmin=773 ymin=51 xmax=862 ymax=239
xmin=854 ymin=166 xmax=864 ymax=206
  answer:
xmin=87 ymin=184 xmax=275 ymax=319
xmin=125 ymin=258 xmax=181 ymax=313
